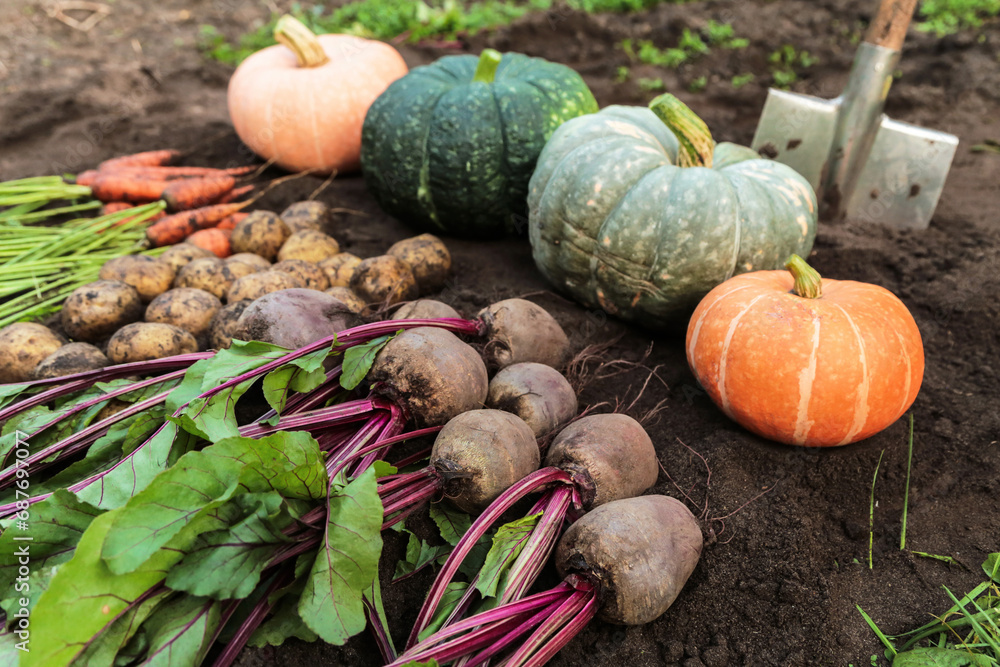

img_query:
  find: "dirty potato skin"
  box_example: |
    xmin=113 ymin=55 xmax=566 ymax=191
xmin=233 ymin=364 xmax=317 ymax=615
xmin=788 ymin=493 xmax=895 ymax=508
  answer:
xmin=431 ymin=409 xmax=539 ymax=514
xmin=388 ymin=234 xmax=451 ymax=294
xmin=32 ymin=342 xmax=108 ymax=380
xmin=0 ymin=322 xmax=66 ymax=383
xmin=280 ymin=200 xmax=333 ymax=233
xmin=173 ymin=257 xmax=244 ymax=301
xmin=487 ymin=362 xmax=577 ymax=437
xmin=99 ymin=255 xmax=176 ymax=301
xmin=324 ymin=287 xmax=366 ymax=313
xmin=544 ymin=413 xmax=658 ymax=509
xmin=106 ymin=322 xmax=199 ymax=363
xmin=159 ymin=243 xmax=214 ymax=273
xmin=61 ymin=280 xmax=144 ymax=343
xmin=349 ymin=255 xmax=419 ymax=305
xmin=208 ymin=299 xmax=253 ymax=350
xmin=277 ymin=230 xmax=341 ymax=263
xmin=271 ymin=259 xmax=330 ymax=291
xmin=230 ymin=211 xmax=291 ymax=261
xmin=555 ymin=495 xmax=703 ymax=625
xmin=144 ymin=288 xmax=222 ymax=344
xmin=226 ymin=271 xmax=305 ymax=303
xmin=478 ymin=298 xmax=570 ymax=369
xmin=319 ymin=253 xmax=362 ymax=287
xmin=369 ymin=327 xmax=488 ymax=427
xmin=226 ymin=253 xmax=271 ymax=272
xmin=392 ymin=299 xmax=461 ymax=320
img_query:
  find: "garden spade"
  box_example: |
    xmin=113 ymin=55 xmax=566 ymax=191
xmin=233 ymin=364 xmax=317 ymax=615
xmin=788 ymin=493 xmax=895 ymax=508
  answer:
xmin=750 ymin=0 xmax=958 ymax=230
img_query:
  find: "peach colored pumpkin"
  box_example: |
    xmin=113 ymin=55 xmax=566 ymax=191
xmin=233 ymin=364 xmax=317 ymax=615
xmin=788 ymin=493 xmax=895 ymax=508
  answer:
xmin=227 ymin=15 xmax=407 ymax=175
xmin=686 ymin=255 xmax=923 ymax=447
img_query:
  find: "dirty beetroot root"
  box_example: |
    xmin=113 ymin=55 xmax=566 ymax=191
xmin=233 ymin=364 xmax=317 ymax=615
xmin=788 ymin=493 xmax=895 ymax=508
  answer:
xmin=378 ymin=409 xmax=540 ymax=532
xmin=391 ymin=495 xmax=703 ymax=667
xmin=234 ymin=287 xmax=361 ymax=349
xmin=405 ymin=412 xmax=661 ymax=647
xmin=487 ymin=361 xmax=578 ymax=437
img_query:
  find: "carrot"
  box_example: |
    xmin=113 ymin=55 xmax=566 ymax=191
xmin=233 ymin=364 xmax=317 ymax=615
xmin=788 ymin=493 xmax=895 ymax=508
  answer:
xmin=144 ymin=202 xmax=248 ymax=247
xmin=96 ymin=165 xmax=258 ymax=179
xmin=162 ymin=174 xmax=236 ymax=211
xmin=89 ymin=173 xmax=171 ymax=204
xmin=98 ymin=149 xmax=180 ymax=171
xmin=102 ymin=202 xmax=134 ymax=214
xmin=216 ymin=184 xmax=255 ymax=204
xmin=216 ymin=212 xmax=249 ymax=231
xmin=75 ymin=170 xmax=100 ymax=187
xmin=185 ymin=228 xmax=232 ymax=258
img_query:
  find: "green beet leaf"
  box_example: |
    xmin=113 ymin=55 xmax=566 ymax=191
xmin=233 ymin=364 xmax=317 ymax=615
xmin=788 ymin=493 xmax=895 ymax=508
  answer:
xmin=416 ymin=582 xmax=470 ymax=643
xmin=71 ymin=589 xmax=171 ymax=667
xmin=340 ymin=334 xmax=396 ymax=391
xmin=100 ymin=431 xmax=325 ymax=575
xmin=23 ymin=511 xmax=178 ymax=667
xmin=475 ymin=512 xmax=542 ymax=599
xmin=893 ymin=647 xmax=995 ymax=666
xmin=0 ymin=489 xmax=103 ymax=614
xmin=262 ymin=347 xmax=329 ymax=417
xmin=429 ymin=503 xmax=471 ymax=547
xmin=0 ymin=383 xmax=32 ymax=412
xmin=299 ymin=468 xmax=383 ymax=645
xmin=393 ymin=529 xmax=452 ymax=581
xmin=165 ymin=492 xmax=293 ymax=600
xmin=133 ymin=595 xmax=222 ymax=667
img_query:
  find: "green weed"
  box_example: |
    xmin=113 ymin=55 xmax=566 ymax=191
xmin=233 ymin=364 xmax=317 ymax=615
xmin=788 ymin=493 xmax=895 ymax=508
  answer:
xmin=768 ymin=44 xmax=819 ymax=89
xmin=620 ymin=20 xmax=745 ymax=71
xmin=704 ymin=19 xmax=749 ymax=48
xmin=688 ymin=75 xmax=707 ymax=92
xmin=730 ymin=72 xmax=754 ymax=88
xmin=615 ymin=65 xmax=631 ymax=82
xmin=917 ymin=0 xmax=1000 ymax=36
xmin=637 ymin=77 xmax=665 ymax=91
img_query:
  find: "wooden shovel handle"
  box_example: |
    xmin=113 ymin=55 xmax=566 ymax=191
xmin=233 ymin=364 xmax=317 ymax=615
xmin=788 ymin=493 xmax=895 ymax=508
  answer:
xmin=865 ymin=0 xmax=918 ymax=50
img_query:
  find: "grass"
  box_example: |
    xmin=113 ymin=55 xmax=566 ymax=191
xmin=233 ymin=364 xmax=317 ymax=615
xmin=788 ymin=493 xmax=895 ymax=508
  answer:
xmin=868 ymin=449 xmax=885 ymax=570
xmin=200 ymin=0 xmax=692 ymax=65
xmin=917 ymin=0 xmax=1000 ymax=36
xmin=900 ymin=414 xmax=914 ymax=550
xmin=768 ymin=44 xmax=819 ymax=89
xmin=859 ymin=558 xmax=1000 ymax=664
xmin=620 ymin=20 xmax=746 ymax=70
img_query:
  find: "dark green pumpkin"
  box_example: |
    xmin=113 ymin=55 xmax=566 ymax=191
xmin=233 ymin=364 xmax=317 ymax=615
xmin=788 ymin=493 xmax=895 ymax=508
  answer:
xmin=528 ymin=94 xmax=819 ymax=330
xmin=361 ymin=49 xmax=598 ymax=238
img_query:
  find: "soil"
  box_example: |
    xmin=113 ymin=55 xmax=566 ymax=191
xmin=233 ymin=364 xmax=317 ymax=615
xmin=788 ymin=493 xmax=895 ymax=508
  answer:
xmin=2 ymin=1 xmax=999 ymax=665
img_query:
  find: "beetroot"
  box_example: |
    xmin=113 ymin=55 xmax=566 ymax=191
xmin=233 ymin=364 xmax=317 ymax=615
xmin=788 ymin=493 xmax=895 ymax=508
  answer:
xmin=234 ymin=288 xmax=360 ymax=349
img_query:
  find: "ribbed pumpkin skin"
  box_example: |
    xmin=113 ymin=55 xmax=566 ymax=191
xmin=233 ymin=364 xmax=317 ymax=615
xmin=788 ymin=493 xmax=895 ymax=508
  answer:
xmin=361 ymin=53 xmax=598 ymax=238
xmin=686 ymin=271 xmax=924 ymax=447
xmin=228 ymin=35 xmax=407 ymax=174
xmin=527 ymin=106 xmax=818 ymax=329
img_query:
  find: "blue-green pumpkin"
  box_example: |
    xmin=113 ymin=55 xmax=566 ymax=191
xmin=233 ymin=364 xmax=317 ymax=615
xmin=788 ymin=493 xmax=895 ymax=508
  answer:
xmin=361 ymin=49 xmax=598 ymax=238
xmin=528 ymin=94 xmax=819 ymax=329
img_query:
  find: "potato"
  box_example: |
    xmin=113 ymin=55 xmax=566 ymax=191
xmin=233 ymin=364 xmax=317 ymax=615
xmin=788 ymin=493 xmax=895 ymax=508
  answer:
xmin=173 ymin=257 xmax=241 ymax=301
xmin=392 ymin=299 xmax=461 ymax=320
xmin=324 ymin=287 xmax=366 ymax=313
xmin=0 ymin=323 xmax=66 ymax=383
xmin=230 ymin=211 xmax=290 ymax=261
xmin=271 ymin=259 xmax=329 ymax=291
xmin=226 ymin=271 xmax=304 ymax=303
xmin=106 ymin=322 xmax=198 ymax=364
xmin=349 ymin=255 xmax=418 ymax=305
xmin=280 ymin=201 xmax=333 ymax=233
xmin=277 ymin=230 xmax=340 ymax=263
xmin=223 ymin=260 xmax=258 ymax=283
xmin=159 ymin=244 xmax=214 ymax=273
xmin=226 ymin=253 xmax=271 ymax=272
xmin=61 ymin=280 xmax=144 ymax=343
xmin=145 ymin=288 xmax=222 ymax=344
xmin=208 ymin=299 xmax=253 ymax=350
xmin=388 ymin=234 xmax=451 ymax=294
xmin=99 ymin=255 xmax=176 ymax=302
xmin=319 ymin=253 xmax=362 ymax=288
xmin=32 ymin=342 xmax=108 ymax=380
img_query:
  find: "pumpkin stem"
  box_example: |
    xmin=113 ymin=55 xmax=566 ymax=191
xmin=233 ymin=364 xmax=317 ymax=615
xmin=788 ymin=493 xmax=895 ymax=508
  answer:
xmin=472 ymin=49 xmax=503 ymax=84
xmin=785 ymin=254 xmax=823 ymax=299
xmin=274 ymin=15 xmax=330 ymax=68
xmin=648 ymin=94 xmax=715 ymax=168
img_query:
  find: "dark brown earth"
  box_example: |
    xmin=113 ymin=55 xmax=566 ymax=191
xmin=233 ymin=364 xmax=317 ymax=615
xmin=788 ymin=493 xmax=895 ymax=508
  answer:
xmin=2 ymin=1 xmax=999 ymax=665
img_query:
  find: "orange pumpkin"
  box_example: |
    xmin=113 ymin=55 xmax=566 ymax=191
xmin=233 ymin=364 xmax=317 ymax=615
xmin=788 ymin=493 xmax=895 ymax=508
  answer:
xmin=686 ymin=255 xmax=923 ymax=447
xmin=227 ymin=15 xmax=408 ymax=175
